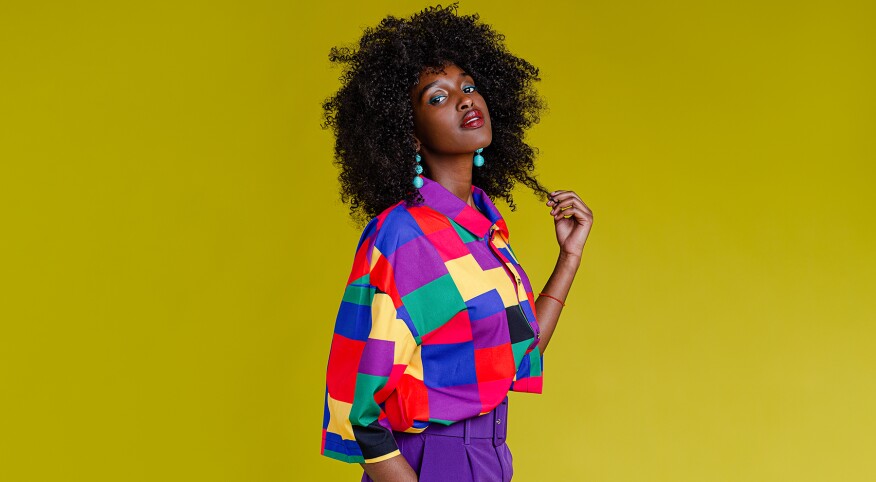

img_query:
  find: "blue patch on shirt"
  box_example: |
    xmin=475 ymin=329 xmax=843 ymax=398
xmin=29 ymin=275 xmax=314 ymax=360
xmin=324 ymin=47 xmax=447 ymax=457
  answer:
xmin=421 ymin=341 xmax=477 ymax=388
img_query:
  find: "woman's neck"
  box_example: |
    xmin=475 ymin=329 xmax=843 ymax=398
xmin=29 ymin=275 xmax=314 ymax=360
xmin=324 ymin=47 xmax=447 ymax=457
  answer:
xmin=423 ymin=155 xmax=475 ymax=207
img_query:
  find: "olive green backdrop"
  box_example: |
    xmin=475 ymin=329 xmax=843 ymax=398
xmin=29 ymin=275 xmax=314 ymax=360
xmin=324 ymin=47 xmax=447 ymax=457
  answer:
xmin=1 ymin=1 xmax=874 ymax=481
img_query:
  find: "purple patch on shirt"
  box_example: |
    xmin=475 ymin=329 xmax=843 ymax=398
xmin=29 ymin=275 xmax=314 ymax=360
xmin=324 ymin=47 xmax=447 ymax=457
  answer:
xmin=377 ymin=417 xmax=393 ymax=431
xmin=388 ymin=235 xmax=449 ymax=297
xmin=469 ymin=311 xmax=511 ymax=349
xmin=518 ymin=268 xmax=533 ymax=293
xmin=358 ymin=338 xmax=394 ymax=377
xmin=467 ymin=241 xmax=504 ymax=270
xmin=426 ymin=383 xmax=483 ymax=421
xmin=418 ymin=180 xmax=466 ymax=219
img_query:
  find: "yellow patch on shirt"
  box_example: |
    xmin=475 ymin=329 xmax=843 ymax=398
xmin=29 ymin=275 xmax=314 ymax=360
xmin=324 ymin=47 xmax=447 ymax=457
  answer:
xmin=370 ymin=292 xmax=416 ymax=363
xmin=445 ymin=254 xmax=518 ymax=307
xmin=369 ymin=246 xmax=384 ymax=271
xmin=365 ymin=449 xmax=402 ymax=464
xmin=325 ymin=396 xmax=355 ymax=441
xmin=404 ymin=349 xmax=424 ymax=381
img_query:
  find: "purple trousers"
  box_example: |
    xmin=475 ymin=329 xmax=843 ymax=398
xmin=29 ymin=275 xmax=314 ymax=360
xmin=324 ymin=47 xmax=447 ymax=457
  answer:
xmin=362 ymin=397 xmax=513 ymax=482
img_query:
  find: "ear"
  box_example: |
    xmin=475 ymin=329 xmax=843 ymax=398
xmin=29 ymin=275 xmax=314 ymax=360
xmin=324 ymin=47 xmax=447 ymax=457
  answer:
xmin=412 ymin=136 xmax=422 ymax=153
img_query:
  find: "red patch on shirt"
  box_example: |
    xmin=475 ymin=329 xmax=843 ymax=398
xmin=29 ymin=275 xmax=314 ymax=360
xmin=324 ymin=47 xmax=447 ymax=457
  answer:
xmin=474 ymin=344 xmax=516 ymax=382
xmin=420 ymin=311 xmax=473 ymax=345
xmin=370 ymin=254 xmax=402 ymax=307
xmin=426 ymin=227 xmax=470 ymax=262
xmin=408 ymin=206 xmax=450 ymax=234
xmin=325 ymin=334 xmax=366 ymax=403
xmin=385 ymin=373 xmax=430 ymax=430
xmin=346 ymin=238 xmax=373 ymax=284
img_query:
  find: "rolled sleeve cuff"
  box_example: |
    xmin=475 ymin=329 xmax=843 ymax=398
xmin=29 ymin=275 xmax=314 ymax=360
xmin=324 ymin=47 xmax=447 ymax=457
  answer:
xmin=364 ymin=449 xmax=401 ymax=464
xmin=353 ymin=420 xmax=399 ymax=462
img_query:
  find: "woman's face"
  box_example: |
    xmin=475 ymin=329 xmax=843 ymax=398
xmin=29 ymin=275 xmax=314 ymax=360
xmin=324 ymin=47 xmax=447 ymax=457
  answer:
xmin=410 ymin=63 xmax=492 ymax=157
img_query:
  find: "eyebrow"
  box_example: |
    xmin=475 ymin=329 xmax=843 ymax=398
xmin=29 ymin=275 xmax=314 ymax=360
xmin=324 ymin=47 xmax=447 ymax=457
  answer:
xmin=418 ymin=71 xmax=473 ymax=101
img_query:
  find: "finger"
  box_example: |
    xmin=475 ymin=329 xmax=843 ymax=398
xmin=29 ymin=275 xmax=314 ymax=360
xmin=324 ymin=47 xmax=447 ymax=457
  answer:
xmin=555 ymin=207 xmax=576 ymax=221
xmin=548 ymin=190 xmax=571 ymax=201
xmin=549 ymin=189 xmax=580 ymax=199
xmin=550 ymin=198 xmax=592 ymax=216
xmin=548 ymin=191 xmax=584 ymax=206
xmin=547 ymin=194 xmax=580 ymax=209
xmin=547 ymin=190 xmax=570 ymax=204
xmin=549 ymin=201 xmax=574 ymax=215
xmin=554 ymin=204 xmax=594 ymax=221
xmin=550 ymin=198 xmax=585 ymax=211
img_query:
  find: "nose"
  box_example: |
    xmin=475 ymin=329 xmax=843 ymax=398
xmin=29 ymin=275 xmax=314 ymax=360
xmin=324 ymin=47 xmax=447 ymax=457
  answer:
xmin=458 ymin=95 xmax=473 ymax=110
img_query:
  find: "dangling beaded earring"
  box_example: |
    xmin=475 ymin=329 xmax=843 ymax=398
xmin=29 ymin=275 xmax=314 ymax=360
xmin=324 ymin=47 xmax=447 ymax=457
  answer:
xmin=413 ymin=153 xmax=424 ymax=189
xmin=473 ymin=148 xmax=485 ymax=167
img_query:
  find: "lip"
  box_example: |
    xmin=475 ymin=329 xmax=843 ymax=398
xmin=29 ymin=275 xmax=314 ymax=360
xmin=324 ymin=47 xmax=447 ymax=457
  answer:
xmin=461 ymin=109 xmax=484 ymax=129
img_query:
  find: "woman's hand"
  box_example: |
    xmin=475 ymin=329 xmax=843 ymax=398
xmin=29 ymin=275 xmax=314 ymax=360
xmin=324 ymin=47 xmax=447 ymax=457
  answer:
xmin=547 ymin=190 xmax=593 ymax=260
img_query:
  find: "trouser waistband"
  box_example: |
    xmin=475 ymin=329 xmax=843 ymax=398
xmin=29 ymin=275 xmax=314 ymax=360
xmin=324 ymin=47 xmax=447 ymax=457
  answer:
xmin=412 ymin=397 xmax=508 ymax=447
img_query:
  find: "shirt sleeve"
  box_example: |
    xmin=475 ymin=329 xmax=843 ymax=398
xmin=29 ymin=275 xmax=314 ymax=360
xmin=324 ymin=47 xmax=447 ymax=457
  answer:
xmin=321 ymin=219 xmax=418 ymax=464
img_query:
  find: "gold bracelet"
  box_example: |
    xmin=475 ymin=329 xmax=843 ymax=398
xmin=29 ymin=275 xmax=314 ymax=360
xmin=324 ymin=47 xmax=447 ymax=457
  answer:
xmin=538 ymin=292 xmax=566 ymax=307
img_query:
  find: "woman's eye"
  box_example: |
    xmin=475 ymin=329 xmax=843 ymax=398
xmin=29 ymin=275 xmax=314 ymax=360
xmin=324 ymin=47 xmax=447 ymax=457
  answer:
xmin=463 ymin=85 xmax=477 ymax=93
xmin=428 ymin=94 xmax=446 ymax=105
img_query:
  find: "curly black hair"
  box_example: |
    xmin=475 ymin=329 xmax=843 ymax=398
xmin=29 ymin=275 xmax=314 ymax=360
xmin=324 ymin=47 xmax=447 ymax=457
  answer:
xmin=323 ymin=3 xmax=549 ymax=224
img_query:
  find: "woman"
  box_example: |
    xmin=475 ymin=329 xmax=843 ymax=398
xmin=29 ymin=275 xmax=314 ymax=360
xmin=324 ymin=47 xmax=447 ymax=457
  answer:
xmin=320 ymin=5 xmax=593 ymax=481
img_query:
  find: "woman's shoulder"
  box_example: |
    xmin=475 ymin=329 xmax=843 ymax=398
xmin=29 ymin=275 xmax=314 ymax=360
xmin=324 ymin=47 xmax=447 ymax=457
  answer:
xmin=360 ymin=199 xmax=443 ymax=255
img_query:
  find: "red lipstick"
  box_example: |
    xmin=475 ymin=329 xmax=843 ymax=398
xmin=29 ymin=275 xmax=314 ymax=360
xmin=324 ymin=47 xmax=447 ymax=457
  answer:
xmin=461 ymin=109 xmax=484 ymax=129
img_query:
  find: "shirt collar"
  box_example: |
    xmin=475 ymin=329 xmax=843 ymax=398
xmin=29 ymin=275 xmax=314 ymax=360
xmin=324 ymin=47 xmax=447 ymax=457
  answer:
xmin=417 ymin=176 xmax=509 ymax=240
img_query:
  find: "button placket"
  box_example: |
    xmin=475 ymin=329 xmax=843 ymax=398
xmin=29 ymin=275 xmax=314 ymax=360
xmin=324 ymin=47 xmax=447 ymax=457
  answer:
xmin=487 ymin=227 xmax=539 ymax=345
xmin=487 ymin=229 xmax=524 ymax=303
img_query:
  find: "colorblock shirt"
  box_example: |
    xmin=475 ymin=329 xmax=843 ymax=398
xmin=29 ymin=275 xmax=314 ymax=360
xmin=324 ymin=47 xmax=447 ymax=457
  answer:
xmin=321 ymin=177 xmax=543 ymax=464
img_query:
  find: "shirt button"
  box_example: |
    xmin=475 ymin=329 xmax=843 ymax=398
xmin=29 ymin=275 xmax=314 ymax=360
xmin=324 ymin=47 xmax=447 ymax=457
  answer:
xmin=496 ymin=419 xmax=502 ymax=425
xmin=516 ymin=278 xmax=521 ymax=285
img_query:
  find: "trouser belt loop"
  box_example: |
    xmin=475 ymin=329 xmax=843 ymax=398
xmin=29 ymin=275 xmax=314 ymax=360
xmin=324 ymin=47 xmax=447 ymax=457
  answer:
xmin=493 ymin=397 xmax=508 ymax=447
xmin=463 ymin=418 xmax=472 ymax=445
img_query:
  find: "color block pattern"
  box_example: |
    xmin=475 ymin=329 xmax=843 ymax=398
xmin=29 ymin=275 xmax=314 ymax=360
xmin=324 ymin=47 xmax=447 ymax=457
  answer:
xmin=322 ymin=177 xmax=543 ymax=464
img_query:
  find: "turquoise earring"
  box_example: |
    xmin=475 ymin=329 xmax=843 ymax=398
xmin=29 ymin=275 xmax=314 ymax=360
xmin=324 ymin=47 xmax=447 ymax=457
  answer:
xmin=413 ymin=153 xmax=424 ymax=189
xmin=473 ymin=148 xmax=485 ymax=167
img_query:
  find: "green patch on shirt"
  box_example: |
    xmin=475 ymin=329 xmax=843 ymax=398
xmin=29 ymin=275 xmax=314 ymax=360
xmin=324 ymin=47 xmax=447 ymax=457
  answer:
xmin=350 ymin=373 xmax=388 ymax=426
xmin=322 ymin=448 xmax=364 ymax=464
xmin=511 ymin=340 xmax=530 ymax=368
xmin=528 ymin=348 xmax=543 ymax=377
xmin=341 ymin=281 xmax=374 ymax=305
xmin=402 ymin=274 xmax=467 ymax=337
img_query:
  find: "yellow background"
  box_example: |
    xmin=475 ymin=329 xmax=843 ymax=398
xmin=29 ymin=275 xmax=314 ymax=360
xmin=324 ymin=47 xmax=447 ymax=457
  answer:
xmin=2 ymin=1 xmax=874 ymax=480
